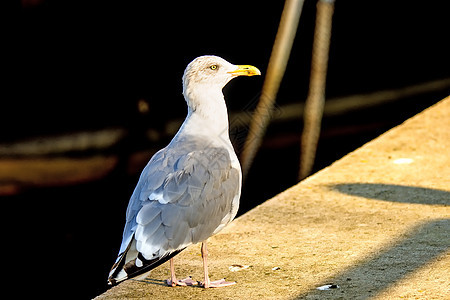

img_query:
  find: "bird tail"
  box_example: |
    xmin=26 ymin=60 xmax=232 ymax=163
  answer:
xmin=108 ymin=236 xmax=185 ymax=285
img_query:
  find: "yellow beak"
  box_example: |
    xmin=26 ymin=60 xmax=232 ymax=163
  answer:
xmin=228 ymin=65 xmax=261 ymax=77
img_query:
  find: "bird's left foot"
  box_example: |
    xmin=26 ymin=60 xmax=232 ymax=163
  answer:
xmin=166 ymin=276 xmax=198 ymax=287
xmin=201 ymin=278 xmax=236 ymax=288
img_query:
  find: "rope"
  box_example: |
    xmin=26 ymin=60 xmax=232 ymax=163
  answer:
xmin=299 ymin=0 xmax=335 ymax=180
xmin=241 ymin=0 xmax=306 ymax=179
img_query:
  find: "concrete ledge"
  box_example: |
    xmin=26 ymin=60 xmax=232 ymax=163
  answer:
xmin=96 ymin=96 xmax=449 ymax=299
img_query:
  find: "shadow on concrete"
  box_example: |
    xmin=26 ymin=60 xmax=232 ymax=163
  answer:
xmin=134 ymin=277 xmax=206 ymax=289
xmin=132 ymin=278 xmax=168 ymax=287
xmin=329 ymin=183 xmax=449 ymax=205
xmin=294 ymin=218 xmax=449 ymax=299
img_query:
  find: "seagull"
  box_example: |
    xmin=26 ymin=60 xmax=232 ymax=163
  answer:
xmin=108 ymin=55 xmax=260 ymax=288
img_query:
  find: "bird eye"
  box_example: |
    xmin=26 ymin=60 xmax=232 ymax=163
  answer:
xmin=210 ymin=65 xmax=218 ymax=70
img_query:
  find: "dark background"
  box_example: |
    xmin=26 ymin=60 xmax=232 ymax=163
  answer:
xmin=5 ymin=0 xmax=450 ymax=298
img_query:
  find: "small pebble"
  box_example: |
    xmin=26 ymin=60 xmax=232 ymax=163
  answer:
xmin=228 ymin=264 xmax=250 ymax=272
xmin=317 ymin=284 xmax=340 ymax=290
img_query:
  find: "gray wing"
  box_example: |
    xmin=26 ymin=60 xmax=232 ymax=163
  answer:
xmin=134 ymin=145 xmax=241 ymax=257
xmin=108 ymin=142 xmax=241 ymax=284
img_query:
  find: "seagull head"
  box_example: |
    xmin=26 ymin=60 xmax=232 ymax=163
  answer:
xmin=182 ymin=55 xmax=261 ymax=97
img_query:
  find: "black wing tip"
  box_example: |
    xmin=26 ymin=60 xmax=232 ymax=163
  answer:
xmin=108 ymin=248 xmax=186 ymax=286
xmin=107 ymin=278 xmax=117 ymax=286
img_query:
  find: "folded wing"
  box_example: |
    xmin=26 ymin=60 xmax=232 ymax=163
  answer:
xmin=108 ymin=141 xmax=240 ymax=284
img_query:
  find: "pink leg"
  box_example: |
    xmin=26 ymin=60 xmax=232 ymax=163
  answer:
xmin=166 ymin=258 xmax=197 ymax=287
xmin=200 ymin=241 xmax=236 ymax=288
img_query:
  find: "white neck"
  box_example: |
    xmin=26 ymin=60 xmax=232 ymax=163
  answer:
xmin=175 ymin=84 xmax=231 ymax=146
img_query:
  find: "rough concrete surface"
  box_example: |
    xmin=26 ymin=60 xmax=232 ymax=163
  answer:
xmin=96 ymin=96 xmax=449 ymax=299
